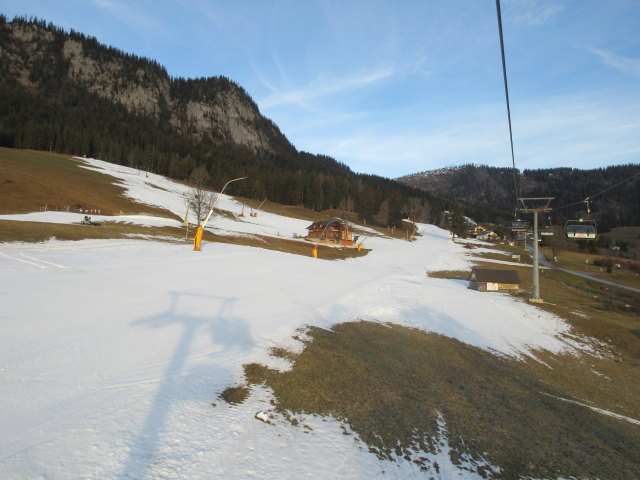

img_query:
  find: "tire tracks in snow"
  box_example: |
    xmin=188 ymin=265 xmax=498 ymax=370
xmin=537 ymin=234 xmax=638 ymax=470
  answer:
xmin=0 ymin=251 xmax=66 ymax=269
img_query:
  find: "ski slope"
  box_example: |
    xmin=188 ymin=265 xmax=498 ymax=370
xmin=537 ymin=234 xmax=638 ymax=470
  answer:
xmin=0 ymin=158 xmax=586 ymax=479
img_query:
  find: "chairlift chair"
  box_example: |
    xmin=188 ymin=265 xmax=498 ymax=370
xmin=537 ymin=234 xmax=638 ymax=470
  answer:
xmin=564 ymin=219 xmax=597 ymax=240
xmin=538 ymin=215 xmax=554 ymax=236
xmin=564 ymin=199 xmax=597 ymax=240
xmin=511 ymin=221 xmax=527 ymax=232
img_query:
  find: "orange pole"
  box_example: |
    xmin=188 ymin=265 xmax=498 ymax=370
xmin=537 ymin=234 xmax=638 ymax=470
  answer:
xmin=193 ymin=226 xmax=204 ymax=251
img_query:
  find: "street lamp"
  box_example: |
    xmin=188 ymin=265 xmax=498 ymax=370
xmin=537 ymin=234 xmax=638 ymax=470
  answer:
xmin=193 ymin=176 xmax=247 ymax=251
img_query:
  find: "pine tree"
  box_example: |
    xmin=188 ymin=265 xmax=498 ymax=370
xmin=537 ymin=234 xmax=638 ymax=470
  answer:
xmin=448 ymin=200 xmax=467 ymax=239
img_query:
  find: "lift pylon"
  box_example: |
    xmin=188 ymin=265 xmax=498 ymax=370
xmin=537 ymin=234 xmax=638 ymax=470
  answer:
xmin=517 ymin=197 xmax=553 ymax=303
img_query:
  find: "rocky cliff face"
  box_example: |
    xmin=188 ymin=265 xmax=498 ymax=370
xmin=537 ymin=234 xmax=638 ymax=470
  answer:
xmin=0 ymin=18 xmax=289 ymax=155
xmin=61 ymin=38 xmax=171 ymax=118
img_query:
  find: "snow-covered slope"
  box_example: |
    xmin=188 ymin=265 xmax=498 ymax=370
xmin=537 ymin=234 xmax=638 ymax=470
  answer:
xmin=0 ymin=159 xmax=584 ymax=479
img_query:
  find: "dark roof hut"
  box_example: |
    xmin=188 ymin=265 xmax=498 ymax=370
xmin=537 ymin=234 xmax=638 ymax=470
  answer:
xmin=468 ymin=268 xmax=520 ymax=292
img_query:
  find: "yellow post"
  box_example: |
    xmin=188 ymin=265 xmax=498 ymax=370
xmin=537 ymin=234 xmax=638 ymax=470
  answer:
xmin=357 ymin=242 xmax=362 ymax=252
xmin=312 ymin=245 xmax=318 ymax=258
xmin=193 ymin=226 xmax=204 ymax=251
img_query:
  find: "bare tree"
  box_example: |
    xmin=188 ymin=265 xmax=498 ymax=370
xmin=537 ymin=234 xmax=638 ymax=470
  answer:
xmin=185 ymin=166 xmax=216 ymax=225
xmin=405 ymin=197 xmax=432 ymax=223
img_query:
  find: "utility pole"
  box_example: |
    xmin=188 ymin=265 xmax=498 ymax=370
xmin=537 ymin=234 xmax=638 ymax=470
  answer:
xmin=518 ymin=198 xmax=553 ymax=303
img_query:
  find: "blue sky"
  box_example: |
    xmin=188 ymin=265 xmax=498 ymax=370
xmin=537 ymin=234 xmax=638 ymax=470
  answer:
xmin=3 ymin=0 xmax=639 ymax=178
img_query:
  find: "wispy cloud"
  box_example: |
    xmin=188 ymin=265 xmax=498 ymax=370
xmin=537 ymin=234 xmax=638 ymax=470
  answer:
xmin=506 ymin=0 xmax=563 ymax=27
xmin=295 ymin=93 xmax=640 ymax=177
xmin=311 ymin=121 xmax=511 ymax=177
xmin=589 ymin=48 xmax=640 ymax=78
xmin=91 ymin=0 xmax=159 ymax=33
xmin=259 ymin=68 xmax=394 ymax=109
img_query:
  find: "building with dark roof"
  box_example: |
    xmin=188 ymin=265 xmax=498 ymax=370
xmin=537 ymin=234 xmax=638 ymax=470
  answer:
xmin=468 ymin=268 xmax=520 ymax=292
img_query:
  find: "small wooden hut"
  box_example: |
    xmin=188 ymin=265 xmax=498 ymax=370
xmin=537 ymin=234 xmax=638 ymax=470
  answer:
xmin=305 ymin=221 xmax=355 ymax=246
xmin=468 ymin=268 xmax=520 ymax=292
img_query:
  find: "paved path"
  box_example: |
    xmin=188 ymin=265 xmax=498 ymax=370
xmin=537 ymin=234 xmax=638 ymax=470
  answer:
xmin=530 ymin=247 xmax=640 ymax=295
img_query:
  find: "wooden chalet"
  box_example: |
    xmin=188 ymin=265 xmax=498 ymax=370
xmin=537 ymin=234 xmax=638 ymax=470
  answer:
xmin=305 ymin=221 xmax=355 ymax=246
xmin=476 ymin=230 xmax=499 ymax=241
xmin=468 ymin=268 xmax=520 ymax=292
xmin=467 ymin=224 xmax=487 ymax=237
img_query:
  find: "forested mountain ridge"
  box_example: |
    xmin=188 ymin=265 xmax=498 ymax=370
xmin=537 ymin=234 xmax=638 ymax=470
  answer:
xmin=398 ymin=164 xmax=640 ymax=231
xmin=0 ymin=16 xmax=441 ymax=226
xmin=0 ymin=16 xmax=288 ymax=155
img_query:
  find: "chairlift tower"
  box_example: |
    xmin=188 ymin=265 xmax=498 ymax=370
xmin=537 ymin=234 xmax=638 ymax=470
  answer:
xmin=517 ymin=197 xmax=553 ymax=303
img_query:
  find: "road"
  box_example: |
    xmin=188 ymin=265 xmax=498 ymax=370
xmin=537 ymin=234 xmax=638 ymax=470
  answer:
xmin=531 ymin=247 xmax=640 ymax=295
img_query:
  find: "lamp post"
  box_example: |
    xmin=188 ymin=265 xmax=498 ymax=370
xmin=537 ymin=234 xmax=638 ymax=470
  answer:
xmin=193 ymin=176 xmax=246 ymax=251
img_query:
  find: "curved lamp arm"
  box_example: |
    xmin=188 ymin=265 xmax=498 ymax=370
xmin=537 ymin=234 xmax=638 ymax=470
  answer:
xmin=201 ymin=176 xmax=247 ymax=229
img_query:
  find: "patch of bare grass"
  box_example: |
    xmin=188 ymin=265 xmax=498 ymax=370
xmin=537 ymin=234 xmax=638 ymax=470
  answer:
xmin=472 ymin=251 xmax=529 ymax=264
xmin=0 ymin=148 xmax=177 ymax=219
xmin=219 ymin=385 xmax=250 ymax=405
xmin=269 ymin=346 xmax=299 ymax=361
xmin=0 ymin=219 xmax=188 ymax=243
xmin=426 ymin=270 xmax=469 ymax=280
xmin=243 ymin=321 xmax=640 ymax=479
xmin=238 ymin=234 xmax=369 ymax=261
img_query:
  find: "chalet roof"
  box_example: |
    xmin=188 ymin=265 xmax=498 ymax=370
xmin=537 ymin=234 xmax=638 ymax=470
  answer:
xmin=306 ymin=220 xmax=343 ymax=230
xmin=469 ymin=268 xmax=520 ymax=284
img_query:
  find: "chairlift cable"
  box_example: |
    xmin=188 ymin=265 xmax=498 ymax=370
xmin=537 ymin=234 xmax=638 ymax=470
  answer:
xmin=584 ymin=170 xmax=640 ymax=201
xmin=495 ymin=0 xmax=520 ymax=211
xmin=551 ymin=170 xmax=640 ymax=212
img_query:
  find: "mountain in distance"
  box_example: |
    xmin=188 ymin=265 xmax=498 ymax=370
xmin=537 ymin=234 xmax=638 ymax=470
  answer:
xmin=0 ymin=15 xmax=441 ymax=226
xmin=397 ymin=164 xmax=640 ymax=231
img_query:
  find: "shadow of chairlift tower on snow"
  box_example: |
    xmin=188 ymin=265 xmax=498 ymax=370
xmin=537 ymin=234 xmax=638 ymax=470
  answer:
xmin=120 ymin=291 xmax=255 ymax=479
